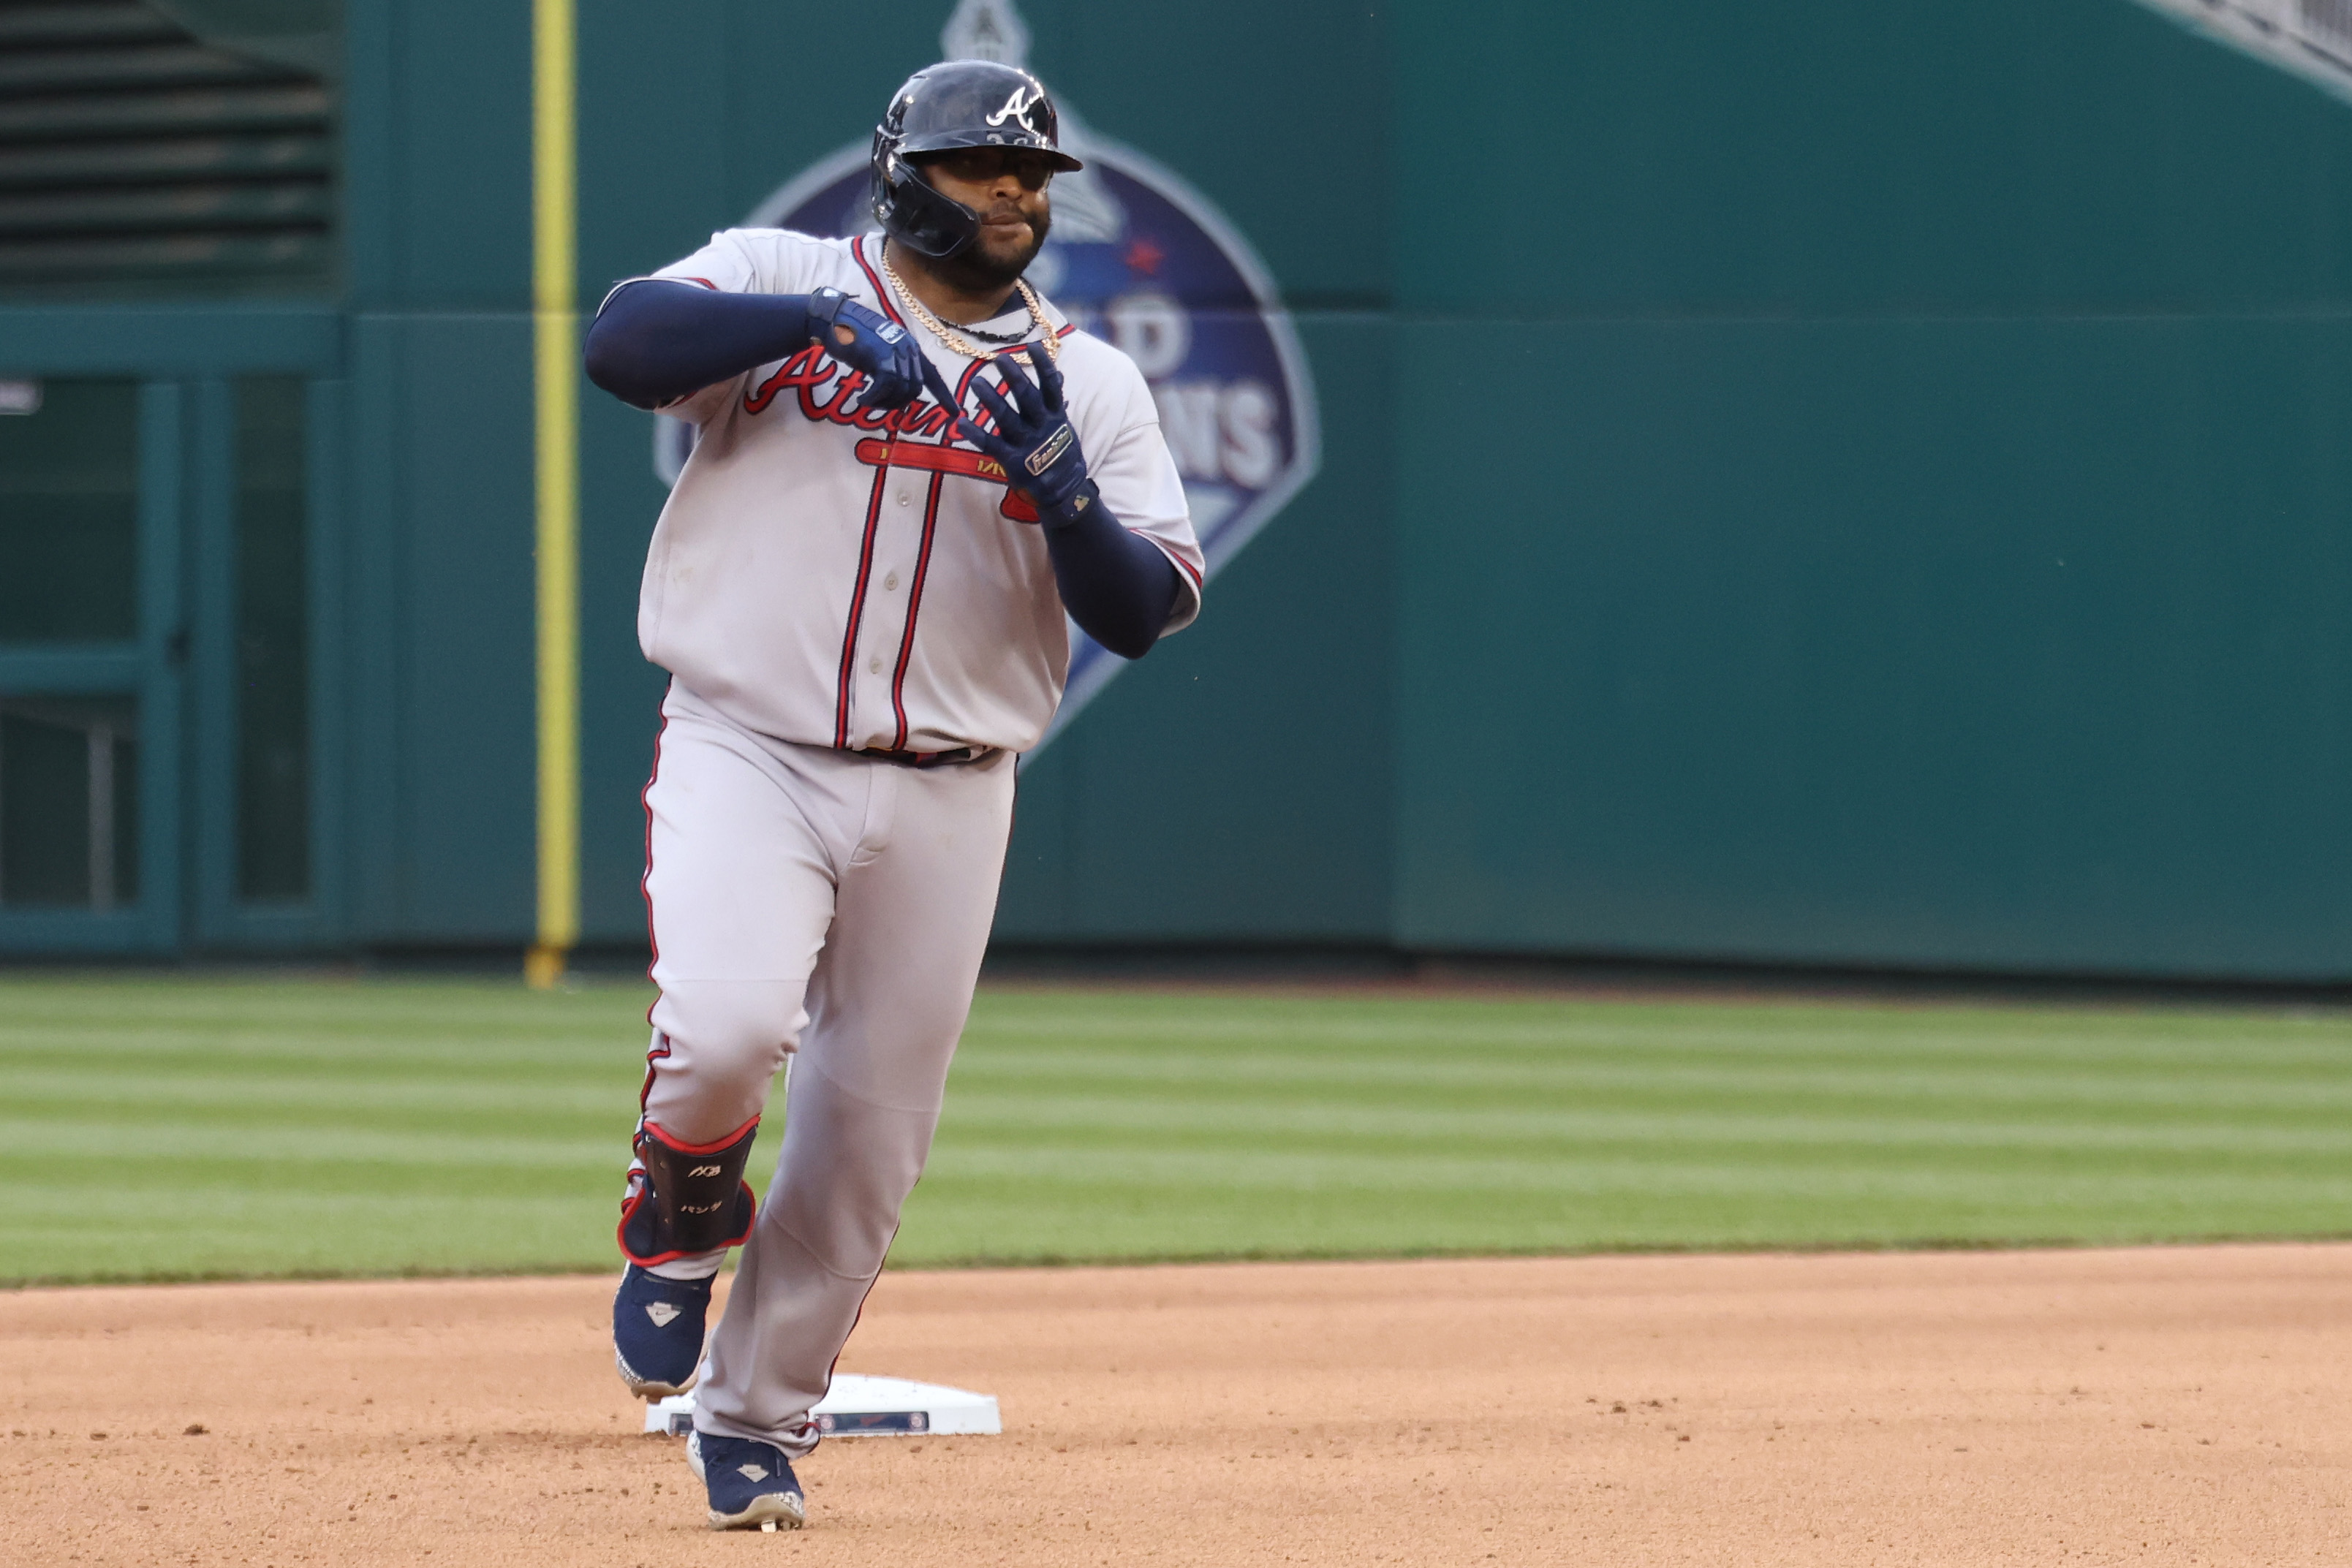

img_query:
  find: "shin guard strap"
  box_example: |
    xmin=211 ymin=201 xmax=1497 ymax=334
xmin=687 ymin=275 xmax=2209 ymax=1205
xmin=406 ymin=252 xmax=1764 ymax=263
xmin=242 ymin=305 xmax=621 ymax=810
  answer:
xmin=619 ymin=1119 xmax=758 ymax=1266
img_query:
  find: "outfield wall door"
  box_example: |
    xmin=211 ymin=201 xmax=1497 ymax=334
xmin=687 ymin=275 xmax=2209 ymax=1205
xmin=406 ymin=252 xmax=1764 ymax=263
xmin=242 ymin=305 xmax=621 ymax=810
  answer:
xmin=0 ymin=379 xmax=183 ymax=955
xmin=185 ymin=376 xmax=341 ymax=952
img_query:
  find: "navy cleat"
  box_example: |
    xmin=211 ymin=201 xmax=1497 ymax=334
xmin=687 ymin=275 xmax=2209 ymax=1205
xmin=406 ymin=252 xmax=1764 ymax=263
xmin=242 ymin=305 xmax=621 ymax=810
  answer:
xmin=612 ymin=1263 xmax=712 ymax=1399
xmin=687 ymin=1431 xmax=806 ymax=1531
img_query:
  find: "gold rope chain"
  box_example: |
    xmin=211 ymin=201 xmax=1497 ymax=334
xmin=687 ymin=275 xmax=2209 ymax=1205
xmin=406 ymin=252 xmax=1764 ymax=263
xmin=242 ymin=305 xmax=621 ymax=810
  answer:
xmin=879 ymin=252 xmax=1061 ymax=367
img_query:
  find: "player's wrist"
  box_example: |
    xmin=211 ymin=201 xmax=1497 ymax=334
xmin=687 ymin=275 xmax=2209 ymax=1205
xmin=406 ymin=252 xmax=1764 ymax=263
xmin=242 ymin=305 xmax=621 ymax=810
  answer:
xmin=800 ymin=288 xmax=845 ymax=347
xmin=806 ymin=288 xmax=920 ymax=411
xmin=1034 ymin=477 xmax=1100 ymax=531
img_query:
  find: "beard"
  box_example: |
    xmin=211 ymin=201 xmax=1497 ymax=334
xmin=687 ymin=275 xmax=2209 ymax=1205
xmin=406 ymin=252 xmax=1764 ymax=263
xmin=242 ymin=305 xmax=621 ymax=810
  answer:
xmin=939 ymin=201 xmax=1051 ymax=294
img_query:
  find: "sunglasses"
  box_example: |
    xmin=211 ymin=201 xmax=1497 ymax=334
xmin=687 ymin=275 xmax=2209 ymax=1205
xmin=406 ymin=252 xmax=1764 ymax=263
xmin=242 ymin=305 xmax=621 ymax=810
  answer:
xmin=920 ymin=147 xmax=1056 ymax=192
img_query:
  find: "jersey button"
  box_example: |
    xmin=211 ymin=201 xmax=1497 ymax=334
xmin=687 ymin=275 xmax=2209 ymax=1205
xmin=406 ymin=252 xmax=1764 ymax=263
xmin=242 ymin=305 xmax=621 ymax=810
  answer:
xmin=883 ymin=572 xmax=899 ymax=591
xmin=869 ymin=656 xmax=882 ymax=674
xmin=897 ymin=491 xmax=912 ymax=507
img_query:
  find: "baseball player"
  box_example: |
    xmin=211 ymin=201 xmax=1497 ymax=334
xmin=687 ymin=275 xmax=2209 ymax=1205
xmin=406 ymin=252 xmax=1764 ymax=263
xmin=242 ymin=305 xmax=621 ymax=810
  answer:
xmin=581 ymin=60 xmax=1202 ymax=1531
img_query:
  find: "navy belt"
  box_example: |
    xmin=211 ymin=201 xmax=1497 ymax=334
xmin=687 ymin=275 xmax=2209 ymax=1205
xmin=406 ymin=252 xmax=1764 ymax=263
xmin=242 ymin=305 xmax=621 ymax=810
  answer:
xmin=853 ymin=745 xmax=986 ymax=768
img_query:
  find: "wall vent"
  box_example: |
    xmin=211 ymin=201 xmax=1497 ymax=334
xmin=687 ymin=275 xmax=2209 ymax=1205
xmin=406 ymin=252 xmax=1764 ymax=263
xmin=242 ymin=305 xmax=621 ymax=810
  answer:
xmin=0 ymin=0 xmax=334 ymax=295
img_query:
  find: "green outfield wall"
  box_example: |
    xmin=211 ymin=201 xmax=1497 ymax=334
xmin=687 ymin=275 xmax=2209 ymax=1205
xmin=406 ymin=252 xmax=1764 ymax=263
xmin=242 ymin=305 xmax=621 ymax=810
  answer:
xmin=1388 ymin=1 xmax=2352 ymax=978
xmin=4 ymin=0 xmax=2351 ymax=979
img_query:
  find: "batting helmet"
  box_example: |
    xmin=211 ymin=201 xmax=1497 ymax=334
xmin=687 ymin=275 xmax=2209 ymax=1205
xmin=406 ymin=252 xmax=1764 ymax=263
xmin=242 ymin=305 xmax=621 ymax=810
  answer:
xmin=869 ymin=60 xmax=1084 ymax=259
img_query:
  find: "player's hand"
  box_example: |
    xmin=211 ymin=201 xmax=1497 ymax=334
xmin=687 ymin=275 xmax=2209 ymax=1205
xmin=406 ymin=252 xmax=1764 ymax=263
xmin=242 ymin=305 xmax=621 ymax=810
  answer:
xmin=806 ymin=287 xmax=922 ymax=412
xmin=921 ymin=346 xmax=1097 ymax=527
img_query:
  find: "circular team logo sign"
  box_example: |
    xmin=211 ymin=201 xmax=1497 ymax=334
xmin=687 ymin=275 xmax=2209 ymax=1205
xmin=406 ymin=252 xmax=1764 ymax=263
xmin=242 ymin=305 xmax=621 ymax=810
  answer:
xmin=657 ymin=0 xmax=1320 ymax=743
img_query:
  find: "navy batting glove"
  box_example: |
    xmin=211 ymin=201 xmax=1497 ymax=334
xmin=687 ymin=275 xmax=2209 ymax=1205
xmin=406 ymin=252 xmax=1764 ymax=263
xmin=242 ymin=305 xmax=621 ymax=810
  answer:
xmin=807 ymin=287 xmax=923 ymax=412
xmin=923 ymin=347 xmax=1097 ymax=527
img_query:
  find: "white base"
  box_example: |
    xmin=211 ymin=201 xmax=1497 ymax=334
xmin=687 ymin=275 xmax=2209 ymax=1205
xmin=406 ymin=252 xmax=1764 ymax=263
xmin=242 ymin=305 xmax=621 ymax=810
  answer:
xmin=643 ymin=1374 xmax=1002 ymax=1438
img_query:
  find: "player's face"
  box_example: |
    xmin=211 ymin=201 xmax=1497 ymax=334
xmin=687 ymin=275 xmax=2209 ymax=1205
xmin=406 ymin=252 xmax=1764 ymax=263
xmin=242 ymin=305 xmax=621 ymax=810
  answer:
xmin=917 ymin=148 xmax=1054 ymax=287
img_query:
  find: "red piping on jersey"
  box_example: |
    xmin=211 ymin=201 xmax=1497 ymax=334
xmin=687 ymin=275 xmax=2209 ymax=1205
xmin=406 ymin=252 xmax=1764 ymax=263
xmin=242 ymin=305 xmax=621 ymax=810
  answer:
xmin=638 ymin=704 xmax=673 ymax=1107
xmin=638 ymin=1034 xmax=670 ymax=1117
xmin=934 ymin=351 xmax=1013 ymax=450
xmin=814 ymin=1211 xmax=907 ymax=1450
xmin=1160 ymin=542 xmax=1205 ymax=590
xmin=833 ymin=461 xmax=892 ymax=749
xmin=848 ymin=235 xmax=1075 ymax=354
xmin=955 ymin=350 xmax=1007 ymax=412
xmin=974 ymin=327 xmax=1077 ymax=357
xmin=888 ymin=474 xmax=945 ymax=750
xmin=826 ymin=264 xmax=1059 ymax=752
xmin=639 ymin=705 xmax=670 ymax=999
xmin=850 ymin=236 xmax=904 ymax=325
xmin=949 ymin=336 xmax=1072 ymax=439
xmin=950 ymin=355 xmax=995 ymax=440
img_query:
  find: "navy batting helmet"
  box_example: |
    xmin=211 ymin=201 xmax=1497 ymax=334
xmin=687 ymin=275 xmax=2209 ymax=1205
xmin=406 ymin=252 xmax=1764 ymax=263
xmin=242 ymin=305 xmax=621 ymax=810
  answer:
xmin=870 ymin=60 xmax=1083 ymax=259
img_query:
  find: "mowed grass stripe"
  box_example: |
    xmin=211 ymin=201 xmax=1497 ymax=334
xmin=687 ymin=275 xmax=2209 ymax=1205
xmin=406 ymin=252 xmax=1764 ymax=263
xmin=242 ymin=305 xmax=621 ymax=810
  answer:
xmin=917 ymin=1144 xmax=2352 ymax=1205
xmin=961 ymin=998 xmax=2352 ymax=1065
xmin=954 ymin=1052 xmax=2352 ymax=1114
xmin=929 ymin=991 xmax=2352 ymax=1260
xmin=3 ymin=1069 xmax=629 ymax=1118
xmin=932 ymin=1094 xmax=2352 ymax=1156
xmin=4 ymin=1121 xmax=625 ymax=1168
xmin=3 ymin=974 xmax=2351 ymax=1282
xmin=18 ymin=1104 xmax=2348 ymax=1171
xmin=0 ymin=1026 xmax=638 ymax=1069
xmin=15 ymin=982 xmax=2352 ymax=1061
xmin=9 ymin=1188 xmax=621 ymax=1280
xmin=24 ymin=1051 xmax=2352 ymax=1134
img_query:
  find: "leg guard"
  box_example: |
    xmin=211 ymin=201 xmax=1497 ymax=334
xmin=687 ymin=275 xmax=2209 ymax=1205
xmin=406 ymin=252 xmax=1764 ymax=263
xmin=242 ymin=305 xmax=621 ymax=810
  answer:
xmin=619 ymin=1118 xmax=760 ymax=1267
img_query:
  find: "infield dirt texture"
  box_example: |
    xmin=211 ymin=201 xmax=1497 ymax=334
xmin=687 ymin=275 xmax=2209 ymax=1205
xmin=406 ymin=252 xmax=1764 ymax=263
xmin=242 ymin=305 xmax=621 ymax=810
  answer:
xmin=4 ymin=977 xmax=2351 ymax=1560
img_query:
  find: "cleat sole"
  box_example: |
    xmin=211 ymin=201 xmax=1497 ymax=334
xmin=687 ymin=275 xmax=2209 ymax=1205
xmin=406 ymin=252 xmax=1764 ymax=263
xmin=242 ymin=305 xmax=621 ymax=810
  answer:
xmin=615 ymin=1346 xmax=696 ymax=1401
xmin=709 ymin=1491 xmax=806 ymax=1531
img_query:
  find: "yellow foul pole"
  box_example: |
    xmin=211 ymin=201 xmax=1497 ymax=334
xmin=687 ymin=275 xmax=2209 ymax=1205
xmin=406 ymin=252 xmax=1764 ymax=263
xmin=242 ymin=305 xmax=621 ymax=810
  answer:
xmin=527 ymin=0 xmax=580 ymax=990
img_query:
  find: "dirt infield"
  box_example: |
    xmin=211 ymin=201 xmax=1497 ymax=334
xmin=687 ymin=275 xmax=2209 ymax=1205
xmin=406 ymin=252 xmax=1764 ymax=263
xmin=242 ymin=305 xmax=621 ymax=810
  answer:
xmin=5 ymin=1247 xmax=2349 ymax=1566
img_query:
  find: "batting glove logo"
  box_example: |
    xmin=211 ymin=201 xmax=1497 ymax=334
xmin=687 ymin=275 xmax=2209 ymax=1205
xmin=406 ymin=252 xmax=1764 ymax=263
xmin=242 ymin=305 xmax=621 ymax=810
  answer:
xmin=1025 ymin=425 xmax=1073 ymax=476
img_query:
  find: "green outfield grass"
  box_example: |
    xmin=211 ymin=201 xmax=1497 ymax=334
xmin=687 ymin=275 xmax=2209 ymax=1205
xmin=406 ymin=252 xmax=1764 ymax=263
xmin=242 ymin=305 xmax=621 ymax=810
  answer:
xmin=3 ymin=973 xmax=2351 ymax=1284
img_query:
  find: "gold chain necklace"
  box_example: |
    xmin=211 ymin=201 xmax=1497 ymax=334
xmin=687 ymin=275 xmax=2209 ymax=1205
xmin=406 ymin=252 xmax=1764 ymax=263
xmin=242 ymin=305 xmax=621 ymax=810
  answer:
xmin=880 ymin=252 xmax=1060 ymax=366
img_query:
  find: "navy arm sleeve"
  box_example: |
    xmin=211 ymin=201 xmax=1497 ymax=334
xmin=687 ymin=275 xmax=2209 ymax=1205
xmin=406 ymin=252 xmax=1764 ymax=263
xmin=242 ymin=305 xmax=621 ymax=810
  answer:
xmin=583 ymin=279 xmax=814 ymax=412
xmin=1043 ymin=500 xmax=1182 ymax=661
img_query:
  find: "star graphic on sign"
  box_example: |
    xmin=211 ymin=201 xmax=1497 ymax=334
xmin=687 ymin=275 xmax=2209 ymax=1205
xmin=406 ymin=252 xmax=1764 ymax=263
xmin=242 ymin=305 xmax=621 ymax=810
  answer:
xmin=1123 ymin=235 xmax=1165 ymax=275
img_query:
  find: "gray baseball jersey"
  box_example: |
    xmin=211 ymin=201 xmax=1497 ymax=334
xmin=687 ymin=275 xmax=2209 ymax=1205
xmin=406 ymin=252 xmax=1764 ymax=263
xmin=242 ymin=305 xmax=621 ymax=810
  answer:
xmin=634 ymin=227 xmax=1203 ymax=755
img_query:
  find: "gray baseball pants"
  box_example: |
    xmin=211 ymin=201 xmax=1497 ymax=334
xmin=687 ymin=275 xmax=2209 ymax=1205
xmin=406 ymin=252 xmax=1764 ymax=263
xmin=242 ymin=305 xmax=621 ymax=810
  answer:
xmin=635 ymin=681 xmax=1013 ymax=1456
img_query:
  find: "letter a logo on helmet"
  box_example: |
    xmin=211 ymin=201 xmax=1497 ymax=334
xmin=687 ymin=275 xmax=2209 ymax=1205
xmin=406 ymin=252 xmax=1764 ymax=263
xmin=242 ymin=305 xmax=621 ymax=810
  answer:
xmin=984 ymin=86 xmax=1040 ymax=132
